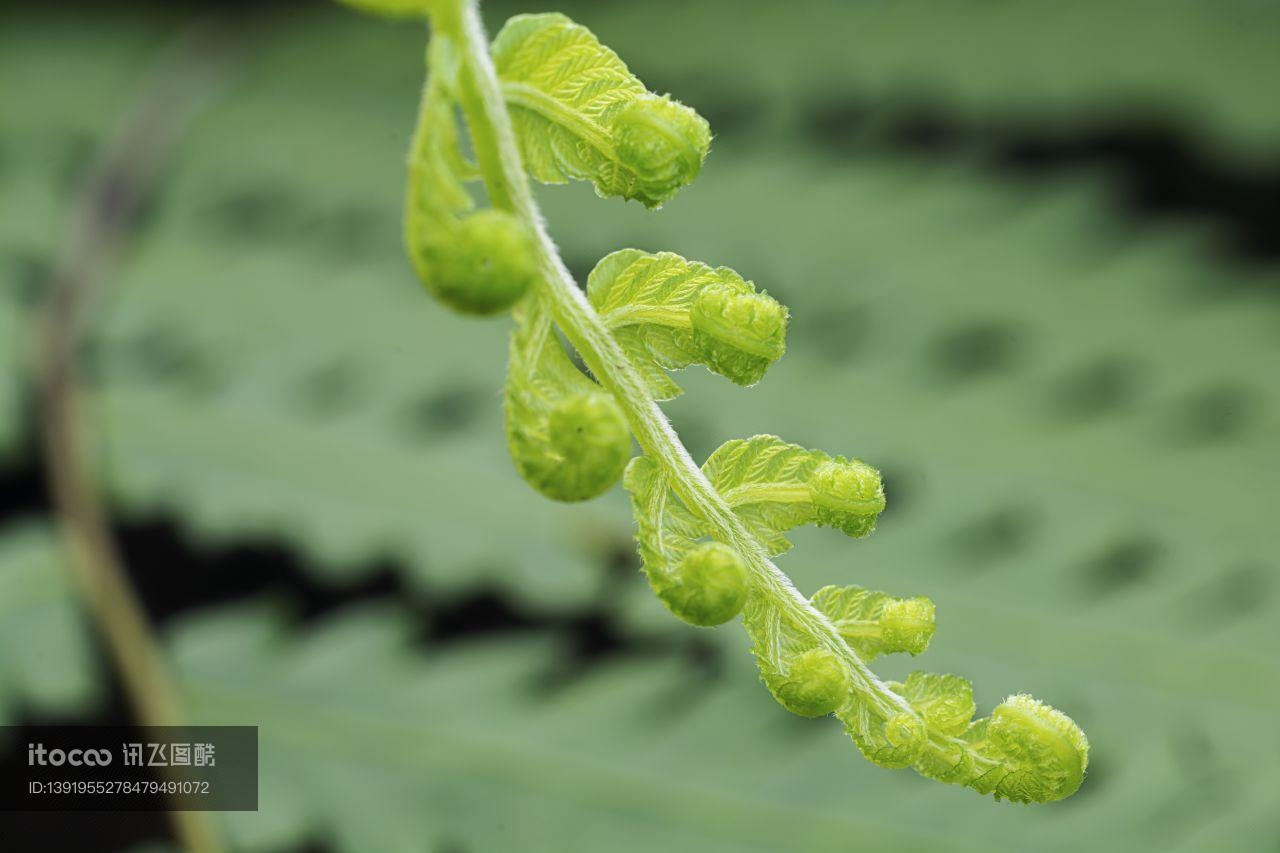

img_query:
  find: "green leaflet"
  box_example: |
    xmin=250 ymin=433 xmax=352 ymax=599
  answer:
xmin=810 ymin=584 xmax=936 ymax=661
xmin=911 ymin=695 xmax=1090 ymax=804
xmin=835 ymin=670 xmax=1089 ymax=802
xmin=890 ymin=672 xmax=975 ymax=737
xmin=839 ymin=675 xmax=967 ymax=772
xmin=405 ymin=37 xmax=537 ymax=315
xmin=404 ymin=36 xmax=472 ymax=267
xmin=702 ymin=435 xmax=885 ymax=555
xmin=492 ymin=13 xmax=710 ymax=208
xmin=839 ymin=699 xmax=927 ymax=770
xmin=741 ymin=596 xmax=851 ymax=718
xmin=624 ymin=457 xmax=747 ymax=627
xmin=504 ymin=298 xmax=632 ymax=502
xmin=587 ymin=250 xmax=788 ymax=400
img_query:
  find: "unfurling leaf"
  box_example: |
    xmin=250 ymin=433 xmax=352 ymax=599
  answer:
xmin=588 ymin=250 xmax=787 ymax=399
xmin=624 ymin=458 xmax=748 ymax=627
xmin=891 ymin=671 xmax=974 ymax=737
xmin=405 ymin=37 xmax=535 ymax=316
xmin=702 ymin=435 xmax=884 ymax=555
xmin=505 ymin=300 xmax=631 ymax=501
xmin=419 ymin=209 xmax=539 ymax=315
xmin=492 ymin=13 xmax=710 ymax=207
xmin=811 ymin=584 xmax=936 ymax=661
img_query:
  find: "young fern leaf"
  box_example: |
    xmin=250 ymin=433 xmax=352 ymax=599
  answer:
xmin=406 ymin=37 xmax=538 ymax=315
xmin=492 ymin=13 xmax=711 ymax=208
xmin=742 ymin=597 xmax=852 ymax=718
xmin=912 ymin=694 xmax=1090 ymax=803
xmin=505 ymin=298 xmax=631 ymax=502
xmin=588 ymin=250 xmax=788 ymax=400
xmin=702 ymin=435 xmax=885 ymax=556
xmin=337 ymin=0 xmax=1089 ymax=804
xmin=891 ymin=672 xmax=975 ymax=737
xmin=811 ymin=584 xmax=936 ymax=660
xmin=625 ymin=456 xmax=748 ymax=626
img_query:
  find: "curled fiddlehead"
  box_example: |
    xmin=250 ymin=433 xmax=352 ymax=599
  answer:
xmin=336 ymin=0 xmax=1089 ymax=803
xmin=492 ymin=13 xmax=711 ymax=208
xmin=588 ymin=250 xmax=787 ymax=399
xmin=505 ymin=298 xmax=631 ymax=502
xmin=405 ymin=36 xmax=538 ymax=314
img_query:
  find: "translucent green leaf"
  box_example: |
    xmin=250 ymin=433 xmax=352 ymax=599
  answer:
xmin=623 ymin=457 xmax=747 ymax=626
xmin=492 ymin=13 xmax=710 ymax=207
xmin=891 ymin=671 xmax=974 ymax=737
xmin=912 ymin=695 xmax=1089 ymax=804
xmin=702 ymin=436 xmax=885 ymax=555
xmin=404 ymin=38 xmax=536 ymax=316
xmin=404 ymin=36 xmax=472 ymax=263
xmin=587 ymin=249 xmax=787 ymax=400
xmin=504 ymin=298 xmax=631 ymax=502
xmin=839 ymin=698 xmax=926 ymax=770
xmin=741 ymin=596 xmax=852 ymax=718
xmin=810 ymin=584 xmax=935 ymax=661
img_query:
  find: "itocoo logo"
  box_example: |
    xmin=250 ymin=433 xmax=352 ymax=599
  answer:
xmin=27 ymin=743 xmax=112 ymax=766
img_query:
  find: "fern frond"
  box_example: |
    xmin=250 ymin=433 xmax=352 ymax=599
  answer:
xmin=505 ymin=298 xmax=632 ymax=502
xmin=624 ymin=456 xmax=747 ymax=626
xmin=335 ymin=0 xmax=1089 ymax=804
xmin=702 ymin=435 xmax=884 ymax=556
xmin=492 ymin=13 xmax=710 ymax=208
xmin=810 ymin=584 xmax=936 ymax=661
xmin=742 ymin=595 xmax=854 ymax=718
xmin=406 ymin=37 xmax=537 ymax=315
xmin=890 ymin=671 xmax=975 ymax=737
xmin=587 ymin=250 xmax=787 ymax=399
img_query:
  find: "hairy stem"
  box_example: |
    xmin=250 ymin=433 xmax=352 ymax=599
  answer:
xmin=437 ymin=0 xmax=915 ymax=722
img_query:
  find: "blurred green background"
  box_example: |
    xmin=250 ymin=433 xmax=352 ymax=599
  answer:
xmin=1 ymin=1 xmax=1278 ymax=851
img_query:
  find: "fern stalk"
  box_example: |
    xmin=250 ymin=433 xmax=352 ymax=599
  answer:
xmin=438 ymin=0 xmax=920 ymax=731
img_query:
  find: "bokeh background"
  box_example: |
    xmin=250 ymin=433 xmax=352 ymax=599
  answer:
xmin=2 ymin=1 xmax=1278 ymax=851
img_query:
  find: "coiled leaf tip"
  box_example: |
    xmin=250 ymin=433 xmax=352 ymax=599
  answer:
xmin=811 ymin=584 xmax=936 ymax=661
xmin=588 ymin=250 xmax=788 ymax=399
xmin=493 ymin=13 xmax=710 ymax=208
xmin=767 ymin=648 xmax=852 ymax=718
xmin=506 ymin=301 xmax=632 ymax=503
xmin=808 ymin=459 xmax=886 ymax=538
xmin=986 ymin=695 xmax=1089 ymax=803
xmin=541 ymin=392 xmax=631 ymax=500
xmin=611 ymin=94 xmax=711 ymax=208
xmin=652 ymin=541 xmax=749 ymax=627
xmin=689 ymin=282 xmax=788 ymax=387
xmin=419 ymin=210 xmax=539 ymax=316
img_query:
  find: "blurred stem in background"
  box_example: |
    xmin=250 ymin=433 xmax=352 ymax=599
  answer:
xmin=35 ymin=23 xmax=234 ymax=853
